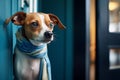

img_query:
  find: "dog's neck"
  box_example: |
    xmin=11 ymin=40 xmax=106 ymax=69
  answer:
xmin=16 ymin=27 xmax=47 ymax=58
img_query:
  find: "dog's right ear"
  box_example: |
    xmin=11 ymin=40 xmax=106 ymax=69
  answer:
xmin=5 ymin=12 xmax=26 ymax=26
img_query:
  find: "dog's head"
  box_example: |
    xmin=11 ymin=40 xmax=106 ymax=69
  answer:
xmin=5 ymin=12 xmax=65 ymax=45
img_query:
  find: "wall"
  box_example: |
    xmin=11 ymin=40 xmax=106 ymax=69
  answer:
xmin=38 ymin=0 xmax=73 ymax=80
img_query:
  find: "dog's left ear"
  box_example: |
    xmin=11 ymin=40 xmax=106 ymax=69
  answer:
xmin=49 ymin=14 xmax=65 ymax=29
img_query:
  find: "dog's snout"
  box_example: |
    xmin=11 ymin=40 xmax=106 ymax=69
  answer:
xmin=44 ymin=31 xmax=53 ymax=39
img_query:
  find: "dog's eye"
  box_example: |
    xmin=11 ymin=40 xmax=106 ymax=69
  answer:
xmin=31 ymin=22 xmax=38 ymax=28
xmin=49 ymin=22 xmax=54 ymax=28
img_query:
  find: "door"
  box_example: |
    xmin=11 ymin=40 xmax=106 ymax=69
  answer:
xmin=0 ymin=0 xmax=14 ymax=80
xmin=0 ymin=0 xmax=37 ymax=80
xmin=96 ymin=0 xmax=120 ymax=80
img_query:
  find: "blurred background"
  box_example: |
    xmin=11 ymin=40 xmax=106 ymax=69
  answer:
xmin=1 ymin=0 xmax=120 ymax=80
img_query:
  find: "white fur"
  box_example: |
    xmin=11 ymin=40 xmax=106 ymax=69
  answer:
xmin=15 ymin=48 xmax=40 ymax=80
xmin=15 ymin=47 xmax=48 ymax=80
xmin=39 ymin=14 xmax=49 ymax=38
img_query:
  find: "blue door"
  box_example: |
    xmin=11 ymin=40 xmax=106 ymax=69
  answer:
xmin=0 ymin=0 xmax=35 ymax=80
xmin=0 ymin=0 xmax=15 ymax=80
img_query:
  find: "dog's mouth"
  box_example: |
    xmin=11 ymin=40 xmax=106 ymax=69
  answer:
xmin=35 ymin=38 xmax=53 ymax=43
xmin=41 ymin=39 xmax=53 ymax=43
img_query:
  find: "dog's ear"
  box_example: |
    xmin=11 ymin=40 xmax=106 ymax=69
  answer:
xmin=49 ymin=14 xmax=65 ymax=29
xmin=5 ymin=12 xmax=26 ymax=26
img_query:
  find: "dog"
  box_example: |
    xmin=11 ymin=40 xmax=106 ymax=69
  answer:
xmin=5 ymin=12 xmax=65 ymax=80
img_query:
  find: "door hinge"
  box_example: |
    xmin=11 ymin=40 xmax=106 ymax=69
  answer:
xmin=21 ymin=0 xmax=29 ymax=10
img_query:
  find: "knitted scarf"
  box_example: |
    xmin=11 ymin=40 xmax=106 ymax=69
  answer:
xmin=15 ymin=28 xmax=51 ymax=80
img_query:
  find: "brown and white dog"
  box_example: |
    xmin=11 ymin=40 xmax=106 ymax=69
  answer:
xmin=5 ymin=12 xmax=65 ymax=80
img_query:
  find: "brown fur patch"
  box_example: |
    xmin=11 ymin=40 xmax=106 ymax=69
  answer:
xmin=24 ymin=13 xmax=42 ymax=39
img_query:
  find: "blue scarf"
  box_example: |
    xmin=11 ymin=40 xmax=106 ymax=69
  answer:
xmin=16 ymin=28 xmax=51 ymax=80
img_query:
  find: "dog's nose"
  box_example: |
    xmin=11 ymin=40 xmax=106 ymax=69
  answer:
xmin=44 ymin=31 xmax=53 ymax=39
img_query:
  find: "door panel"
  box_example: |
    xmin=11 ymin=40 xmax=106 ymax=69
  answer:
xmin=0 ymin=0 xmax=36 ymax=79
xmin=0 ymin=0 xmax=12 ymax=80
xmin=96 ymin=0 xmax=120 ymax=80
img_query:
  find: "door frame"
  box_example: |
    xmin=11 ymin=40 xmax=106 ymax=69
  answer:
xmin=96 ymin=0 xmax=109 ymax=79
xmin=86 ymin=0 xmax=90 ymax=80
xmin=73 ymin=0 xmax=90 ymax=80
